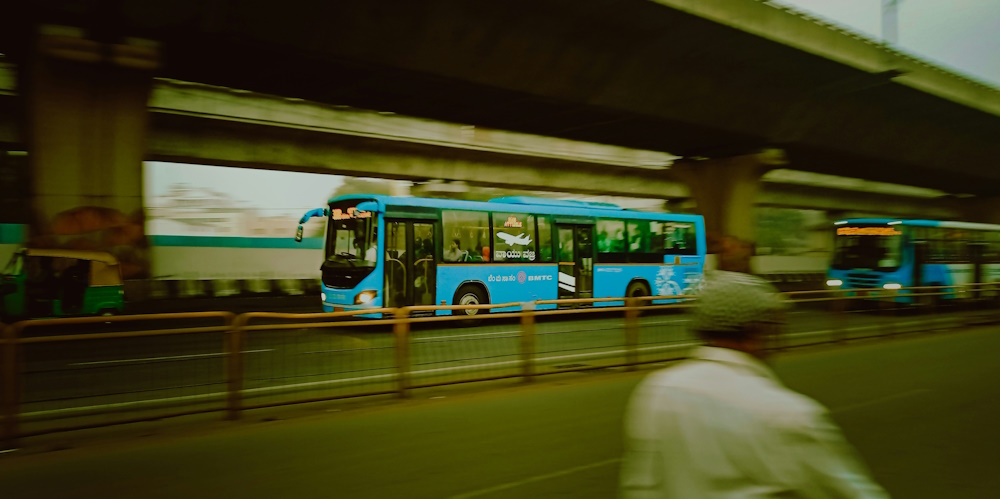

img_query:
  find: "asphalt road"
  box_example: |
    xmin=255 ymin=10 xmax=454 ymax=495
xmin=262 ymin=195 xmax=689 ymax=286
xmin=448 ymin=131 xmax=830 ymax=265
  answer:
xmin=2 ymin=324 xmax=999 ymax=498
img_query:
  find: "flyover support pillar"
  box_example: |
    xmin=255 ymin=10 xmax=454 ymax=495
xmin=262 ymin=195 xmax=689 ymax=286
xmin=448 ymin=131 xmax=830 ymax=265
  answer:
xmin=21 ymin=27 xmax=159 ymax=278
xmin=672 ymin=152 xmax=779 ymax=273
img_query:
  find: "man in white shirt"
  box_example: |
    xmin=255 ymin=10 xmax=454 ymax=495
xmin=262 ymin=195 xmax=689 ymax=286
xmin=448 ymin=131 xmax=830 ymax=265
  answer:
xmin=620 ymin=271 xmax=889 ymax=498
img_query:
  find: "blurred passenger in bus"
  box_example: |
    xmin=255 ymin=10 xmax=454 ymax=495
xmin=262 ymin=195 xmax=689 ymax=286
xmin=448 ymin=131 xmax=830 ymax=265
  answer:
xmin=352 ymin=238 xmax=377 ymax=262
xmin=413 ymin=237 xmax=426 ymax=260
xmin=445 ymin=239 xmax=467 ymax=262
xmin=611 ymin=228 xmax=626 ymax=252
xmin=620 ymin=271 xmax=888 ymax=499
xmin=421 ymin=238 xmax=434 ymax=261
xmin=475 ymin=241 xmax=489 ymax=262
xmin=597 ymin=229 xmax=610 ymax=252
xmin=628 ymin=225 xmax=641 ymax=252
xmin=559 ymin=232 xmax=574 ymax=261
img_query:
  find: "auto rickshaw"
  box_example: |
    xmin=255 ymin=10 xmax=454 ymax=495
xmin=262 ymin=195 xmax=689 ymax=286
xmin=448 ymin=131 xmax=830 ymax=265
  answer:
xmin=0 ymin=248 xmax=125 ymax=321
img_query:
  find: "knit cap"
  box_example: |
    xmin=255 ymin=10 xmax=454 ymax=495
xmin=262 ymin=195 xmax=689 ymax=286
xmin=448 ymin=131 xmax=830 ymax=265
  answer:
xmin=691 ymin=270 xmax=787 ymax=333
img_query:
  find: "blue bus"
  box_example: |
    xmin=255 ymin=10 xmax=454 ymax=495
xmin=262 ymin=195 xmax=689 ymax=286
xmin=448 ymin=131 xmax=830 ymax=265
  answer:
xmin=297 ymin=195 xmax=706 ymax=316
xmin=826 ymin=218 xmax=1000 ymax=297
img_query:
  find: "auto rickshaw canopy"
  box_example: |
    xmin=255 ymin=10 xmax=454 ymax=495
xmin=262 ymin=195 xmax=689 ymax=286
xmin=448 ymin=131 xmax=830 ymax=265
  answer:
xmin=20 ymin=248 xmax=123 ymax=286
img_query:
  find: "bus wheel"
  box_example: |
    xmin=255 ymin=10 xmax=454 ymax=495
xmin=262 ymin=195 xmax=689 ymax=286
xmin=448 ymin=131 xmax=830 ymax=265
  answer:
xmin=626 ymin=281 xmax=651 ymax=315
xmin=626 ymin=280 xmax=650 ymax=300
xmin=454 ymin=285 xmax=488 ymax=323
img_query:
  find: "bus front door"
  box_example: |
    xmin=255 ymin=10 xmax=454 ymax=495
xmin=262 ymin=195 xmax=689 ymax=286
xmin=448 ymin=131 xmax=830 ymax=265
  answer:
xmin=556 ymin=224 xmax=594 ymax=302
xmin=384 ymin=220 xmax=437 ymax=309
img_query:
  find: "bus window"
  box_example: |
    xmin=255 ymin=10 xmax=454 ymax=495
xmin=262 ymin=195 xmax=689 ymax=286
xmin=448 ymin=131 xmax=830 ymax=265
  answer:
xmin=627 ymin=220 xmax=664 ymax=263
xmin=443 ymin=210 xmax=489 ymax=262
xmin=627 ymin=221 xmax=649 ymax=253
xmin=596 ymin=219 xmax=626 ymax=263
xmin=537 ymin=216 xmax=553 ymax=263
xmin=493 ymin=212 xmax=537 ymax=262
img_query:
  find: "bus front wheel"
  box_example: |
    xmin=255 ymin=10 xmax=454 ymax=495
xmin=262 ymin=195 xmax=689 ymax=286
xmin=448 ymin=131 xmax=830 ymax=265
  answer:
xmin=454 ymin=285 xmax=489 ymax=318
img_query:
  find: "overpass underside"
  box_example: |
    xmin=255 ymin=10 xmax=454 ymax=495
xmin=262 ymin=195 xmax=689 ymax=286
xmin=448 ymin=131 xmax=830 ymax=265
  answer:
xmin=0 ymin=75 xmax=968 ymax=224
xmin=4 ymin=0 xmax=1000 ymax=275
xmin=141 ymin=79 xmax=961 ymax=219
xmin=0 ymin=70 xmax=965 ymax=220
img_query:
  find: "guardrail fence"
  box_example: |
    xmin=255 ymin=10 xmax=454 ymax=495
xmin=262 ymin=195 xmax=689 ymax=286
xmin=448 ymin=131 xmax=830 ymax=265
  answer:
xmin=3 ymin=283 xmax=998 ymax=450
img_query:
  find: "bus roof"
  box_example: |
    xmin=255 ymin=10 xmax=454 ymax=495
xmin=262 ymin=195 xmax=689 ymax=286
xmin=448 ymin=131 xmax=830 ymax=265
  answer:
xmin=328 ymin=194 xmax=701 ymax=222
xmin=833 ymin=218 xmax=1000 ymax=231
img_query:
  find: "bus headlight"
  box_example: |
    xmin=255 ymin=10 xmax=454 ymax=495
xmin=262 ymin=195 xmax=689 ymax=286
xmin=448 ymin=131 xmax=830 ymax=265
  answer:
xmin=355 ymin=290 xmax=377 ymax=305
xmin=883 ymin=283 xmax=902 ymax=290
xmin=320 ymin=292 xmax=327 ymax=302
xmin=826 ymin=279 xmax=843 ymax=287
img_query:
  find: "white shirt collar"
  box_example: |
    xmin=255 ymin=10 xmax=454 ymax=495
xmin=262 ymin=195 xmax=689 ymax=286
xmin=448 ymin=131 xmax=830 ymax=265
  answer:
xmin=689 ymin=346 xmax=780 ymax=383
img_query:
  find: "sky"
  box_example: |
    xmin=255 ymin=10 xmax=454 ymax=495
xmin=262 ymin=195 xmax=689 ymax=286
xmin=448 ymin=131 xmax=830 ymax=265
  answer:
xmin=771 ymin=0 xmax=1000 ymax=87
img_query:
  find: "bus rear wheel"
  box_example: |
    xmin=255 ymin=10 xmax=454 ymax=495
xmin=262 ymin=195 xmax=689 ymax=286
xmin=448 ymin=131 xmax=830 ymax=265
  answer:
xmin=626 ymin=281 xmax=650 ymax=299
xmin=626 ymin=281 xmax=651 ymax=314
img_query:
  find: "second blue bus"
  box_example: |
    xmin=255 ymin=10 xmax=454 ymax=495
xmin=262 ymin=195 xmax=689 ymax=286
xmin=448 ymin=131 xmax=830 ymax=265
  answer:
xmin=826 ymin=218 xmax=1000 ymax=299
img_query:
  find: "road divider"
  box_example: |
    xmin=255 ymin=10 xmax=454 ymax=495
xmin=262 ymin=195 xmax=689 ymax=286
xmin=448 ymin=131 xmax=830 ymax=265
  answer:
xmin=3 ymin=283 xmax=998 ymax=450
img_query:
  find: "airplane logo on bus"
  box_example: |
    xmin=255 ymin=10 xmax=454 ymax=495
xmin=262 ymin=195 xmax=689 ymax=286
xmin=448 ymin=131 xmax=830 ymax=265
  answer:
xmin=497 ymin=232 xmax=532 ymax=246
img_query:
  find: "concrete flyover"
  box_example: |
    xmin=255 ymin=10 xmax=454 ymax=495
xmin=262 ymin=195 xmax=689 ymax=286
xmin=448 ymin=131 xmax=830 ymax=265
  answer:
xmin=3 ymin=0 xmax=997 ymax=195
xmin=1 ymin=0 xmax=997 ymax=269
xmin=146 ymin=79 xmax=963 ymax=219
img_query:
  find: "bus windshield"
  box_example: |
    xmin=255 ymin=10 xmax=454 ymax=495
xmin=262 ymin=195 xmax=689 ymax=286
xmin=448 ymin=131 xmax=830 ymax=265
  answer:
xmin=831 ymin=227 xmax=903 ymax=271
xmin=325 ymin=201 xmax=378 ymax=268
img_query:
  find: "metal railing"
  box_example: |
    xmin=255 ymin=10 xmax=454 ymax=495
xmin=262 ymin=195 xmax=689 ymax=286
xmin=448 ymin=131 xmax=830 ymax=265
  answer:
xmin=3 ymin=283 xmax=998 ymax=450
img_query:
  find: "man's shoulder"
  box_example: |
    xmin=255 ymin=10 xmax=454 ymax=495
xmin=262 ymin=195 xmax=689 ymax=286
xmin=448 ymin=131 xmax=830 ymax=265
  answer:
xmin=639 ymin=359 xmax=827 ymax=422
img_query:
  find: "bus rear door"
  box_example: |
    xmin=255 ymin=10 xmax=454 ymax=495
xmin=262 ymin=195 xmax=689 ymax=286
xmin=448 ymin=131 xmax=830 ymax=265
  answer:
xmin=556 ymin=223 xmax=594 ymax=301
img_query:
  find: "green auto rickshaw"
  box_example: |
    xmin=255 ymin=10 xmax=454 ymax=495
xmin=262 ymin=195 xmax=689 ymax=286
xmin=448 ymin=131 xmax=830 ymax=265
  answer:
xmin=0 ymin=248 xmax=125 ymax=321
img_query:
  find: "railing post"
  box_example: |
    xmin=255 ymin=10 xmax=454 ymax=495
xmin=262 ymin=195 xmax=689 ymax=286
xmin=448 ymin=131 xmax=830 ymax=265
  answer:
xmin=520 ymin=302 xmax=536 ymax=382
xmin=881 ymin=289 xmax=897 ymax=337
xmin=834 ymin=291 xmax=848 ymax=344
xmin=929 ymin=286 xmax=939 ymax=330
xmin=225 ymin=315 xmax=244 ymax=421
xmin=625 ymin=297 xmax=639 ymax=370
xmin=775 ymin=293 xmax=789 ymax=350
xmin=394 ymin=308 xmax=411 ymax=398
xmin=994 ymin=283 xmax=1000 ymax=322
xmin=1 ymin=323 xmax=19 ymax=451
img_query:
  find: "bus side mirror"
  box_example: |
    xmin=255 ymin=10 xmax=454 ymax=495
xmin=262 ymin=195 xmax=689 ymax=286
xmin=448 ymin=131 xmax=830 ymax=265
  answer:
xmin=295 ymin=225 xmax=304 ymax=243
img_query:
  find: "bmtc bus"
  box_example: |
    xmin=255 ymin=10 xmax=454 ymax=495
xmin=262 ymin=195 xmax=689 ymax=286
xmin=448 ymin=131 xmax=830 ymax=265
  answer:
xmin=826 ymin=218 xmax=1000 ymax=297
xmin=297 ymin=195 xmax=706 ymax=316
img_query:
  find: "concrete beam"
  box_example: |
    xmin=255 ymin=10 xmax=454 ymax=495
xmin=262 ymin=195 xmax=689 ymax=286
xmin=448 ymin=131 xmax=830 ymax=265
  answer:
xmin=149 ymin=79 xmax=678 ymax=170
xmin=147 ymin=115 xmax=689 ymax=200
xmin=147 ymin=81 xmax=969 ymax=217
xmin=656 ymin=0 xmax=1000 ymax=118
xmin=757 ymin=183 xmax=962 ymax=220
